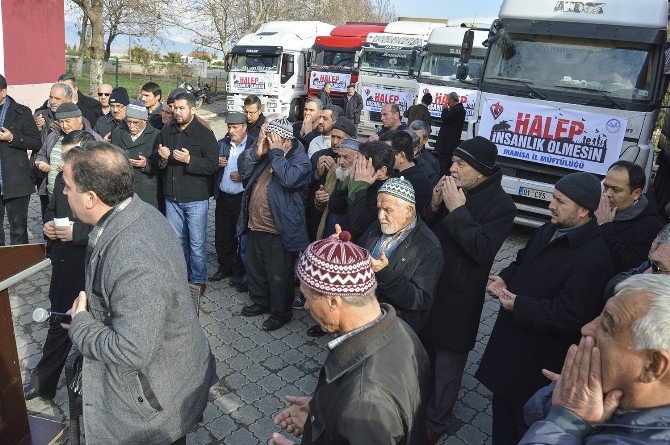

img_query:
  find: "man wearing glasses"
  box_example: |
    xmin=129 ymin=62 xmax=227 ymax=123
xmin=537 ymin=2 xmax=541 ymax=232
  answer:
xmin=97 ymin=84 xmax=113 ymax=116
xmin=604 ymin=223 xmax=670 ymax=299
xmin=243 ymin=95 xmax=265 ymax=141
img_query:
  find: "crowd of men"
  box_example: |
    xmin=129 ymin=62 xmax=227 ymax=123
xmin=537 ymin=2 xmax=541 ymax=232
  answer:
xmin=2 ymin=72 xmax=670 ymax=445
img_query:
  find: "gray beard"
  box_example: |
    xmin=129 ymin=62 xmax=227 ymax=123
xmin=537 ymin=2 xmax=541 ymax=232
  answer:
xmin=335 ymin=165 xmax=352 ymax=181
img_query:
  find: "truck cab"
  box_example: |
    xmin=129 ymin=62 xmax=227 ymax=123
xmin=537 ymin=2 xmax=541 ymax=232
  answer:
xmin=357 ymin=18 xmax=447 ymax=137
xmin=470 ymin=0 xmax=667 ymax=227
xmin=226 ymin=21 xmax=334 ymax=121
xmin=417 ymin=22 xmax=491 ymax=147
xmin=307 ymin=22 xmax=387 ymax=108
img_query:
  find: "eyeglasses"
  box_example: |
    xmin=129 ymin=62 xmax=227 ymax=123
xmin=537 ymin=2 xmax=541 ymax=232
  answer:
xmin=98 ymin=92 xmax=111 ymax=97
xmin=651 ymin=262 xmax=670 ymax=274
xmin=244 ymin=110 xmax=260 ymax=116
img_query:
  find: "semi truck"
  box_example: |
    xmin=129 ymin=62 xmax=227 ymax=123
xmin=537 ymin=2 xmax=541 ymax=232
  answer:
xmin=307 ymin=22 xmax=387 ymax=108
xmin=464 ymin=0 xmax=668 ymax=227
xmin=416 ymin=21 xmax=491 ymax=147
xmin=226 ymin=21 xmax=334 ymax=121
xmin=357 ymin=18 xmax=447 ymax=137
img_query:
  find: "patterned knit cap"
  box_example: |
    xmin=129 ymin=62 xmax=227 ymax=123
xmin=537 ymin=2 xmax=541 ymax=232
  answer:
xmin=296 ymin=231 xmax=376 ymax=297
xmin=266 ymin=117 xmax=295 ymax=139
xmin=378 ymin=176 xmax=415 ymax=204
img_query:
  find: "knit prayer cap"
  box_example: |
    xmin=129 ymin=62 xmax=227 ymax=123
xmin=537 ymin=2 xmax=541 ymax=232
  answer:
xmin=266 ymin=117 xmax=295 ymax=139
xmin=378 ymin=176 xmax=415 ymax=204
xmin=126 ymin=100 xmax=148 ymax=120
xmin=339 ymin=138 xmax=360 ymax=152
xmin=296 ymin=231 xmax=376 ymax=297
xmin=55 ymin=103 xmax=82 ymax=120
xmin=554 ymin=172 xmax=602 ymax=211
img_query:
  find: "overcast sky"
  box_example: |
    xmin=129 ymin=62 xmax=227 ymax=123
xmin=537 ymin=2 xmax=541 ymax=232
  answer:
xmin=391 ymin=0 xmax=503 ymax=20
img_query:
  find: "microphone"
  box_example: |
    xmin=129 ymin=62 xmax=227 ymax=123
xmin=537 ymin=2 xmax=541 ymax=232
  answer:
xmin=32 ymin=308 xmax=72 ymax=324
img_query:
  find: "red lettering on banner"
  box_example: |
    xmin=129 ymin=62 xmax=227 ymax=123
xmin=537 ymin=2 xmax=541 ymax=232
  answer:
xmin=542 ymin=117 xmax=554 ymax=139
xmin=434 ymin=93 xmax=447 ymax=104
xmin=239 ymin=77 xmax=258 ymax=85
xmin=568 ymin=121 xmax=585 ymax=139
xmin=528 ymin=115 xmax=543 ymax=137
xmin=515 ymin=113 xmax=531 ymax=134
xmin=374 ymin=93 xmax=400 ymax=103
xmin=555 ymin=119 xmax=569 ymax=139
xmin=319 ymin=74 xmax=341 ymax=83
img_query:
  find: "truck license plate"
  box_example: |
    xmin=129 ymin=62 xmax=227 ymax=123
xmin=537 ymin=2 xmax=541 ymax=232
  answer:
xmin=518 ymin=187 xmax=548 ymax=201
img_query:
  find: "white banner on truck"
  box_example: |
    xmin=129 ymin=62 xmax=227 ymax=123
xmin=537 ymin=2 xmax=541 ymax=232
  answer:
xmin=478 ymin=99 xmax=626 ymax=175
xmin=417 ymin=84 xmax=477 ymax=122
xmin=310 ymin=71 xmax=352 ymax=93
xmin=362 ymin=86 xmax=415 ymax=114
xmin=229 ymin=72 xmax=272 ymax=94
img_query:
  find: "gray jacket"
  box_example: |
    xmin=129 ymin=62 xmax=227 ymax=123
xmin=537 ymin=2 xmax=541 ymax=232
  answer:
xmin=68 ymin=196 xmax=216 ymax=444
xmin=520 ymin=383 xmax=670 ymax=444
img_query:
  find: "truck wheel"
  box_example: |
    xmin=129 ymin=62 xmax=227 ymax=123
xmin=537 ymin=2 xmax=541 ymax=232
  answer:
xmin=289 ymin=98 xmax=302 ymax=122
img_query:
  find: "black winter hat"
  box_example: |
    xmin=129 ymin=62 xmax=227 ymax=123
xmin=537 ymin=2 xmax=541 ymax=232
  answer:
xmin=332 ymin=117 xmax=357 ymax=137
xmin=55 ymin=102 xmax=82 ymax=119
xmin=554 ymin=172 xmax=602 ymax=211
xmin=452 ymin=136 xmax=498 ymax=177
xmin=109 ymin=87 xmax=129 ymax=106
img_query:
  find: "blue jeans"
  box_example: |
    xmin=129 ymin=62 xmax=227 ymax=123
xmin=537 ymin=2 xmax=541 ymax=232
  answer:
xmin=165 ymin=198 xmax=209 ymax=285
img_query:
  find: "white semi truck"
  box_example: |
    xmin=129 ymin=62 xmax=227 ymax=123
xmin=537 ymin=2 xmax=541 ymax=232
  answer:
xmin=226 ymin=21 xmax=334 ymax=121
xmin=416 ymin=21 xmax=491 ymax=147
xmin=357 ymin=18 xmax=447 ymax=137
xmin=464 ymin=0 xmax=668 ymax=226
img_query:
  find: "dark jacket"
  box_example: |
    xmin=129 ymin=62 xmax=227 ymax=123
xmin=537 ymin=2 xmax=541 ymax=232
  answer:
xmin=148 ymin=103 xmax=163 ymax=130
xmin=111 ymin=124 xmax=162 ymax=209
xmin=343 ymin=92 xmax=363 ymax=124
xmin=94 ymin=113 xmax=127 ymax=139
xmin=599 ymin=201 xmax=661 ymax=273
xmin=301 ymin=305 xmax=431 ymax=445
xmin=237 ymin=140 xmax=312 ymax=252
xmin=44 ymin=172 xmax=92 ymax=255
xmin=213 ymin=134 xmax=255 ymax=199
xmin=422 ymin=169 xmax=516 ymax=352
xmin=153 ymin=118 xmax=219 ymax=202
xmin=394 ymin=165 xmax=432 ymax=217
xmin=247 ymin=114 xmax=266 ymax=142
xmin=342 ymin=179 xmax=386 ymax=242
xmin=0 ymin=97 xmax=41 ymax=199
xmin=317 ymin=90 xmax=333 ymax=107
xmin=415 ymin=149 xmax=440 ymax=187
xmin=603 ymin=260 xmax=650 ymax=301
xmin=520 ymin=382 xmax=670 ymax=445
xmin=435 ymin=103 xmax=465 ymax=156
xmin=377 ymin=121 xmax=408 ymax=138
xmin=292 ymin=121 xmax=321 ymax=148
xmin=404 ymin=104 xmax=432 ymax=127
xmin=476 ymin=218 xmax=614 ymax=406
xmin=359 ymin=220 xmax=443 ymax=333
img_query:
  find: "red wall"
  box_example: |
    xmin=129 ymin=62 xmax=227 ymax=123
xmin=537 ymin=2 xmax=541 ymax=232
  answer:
xmin=2 ymin=0 xmax=65 ymax=86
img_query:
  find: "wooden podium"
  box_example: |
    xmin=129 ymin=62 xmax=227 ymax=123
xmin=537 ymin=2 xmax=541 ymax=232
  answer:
xmin=0 ymin=243 xmax=65 ymax=445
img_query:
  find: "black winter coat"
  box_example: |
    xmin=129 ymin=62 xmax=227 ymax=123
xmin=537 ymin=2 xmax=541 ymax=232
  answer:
xmin=153 ymin=118 xmax=218 ymax=202
xmin=0 ymin=97 xmax=41 ymax=199
xmin=434 ymin=103 xmax=465 ymax=156
xmin=600 ymin=203 xmax=661 ymax=273
xmin=421 ymin=169 xmax=516 ymax=352
xmin=343 ymin=179 xmax=385 ymax=242
xmin=359 ymin=220 xmax=443 ymax=333
xmin=301 ymin=305 xmax=431 ymax=445
xmin=111 ymin=125 xmax=162 ymax=210
xmin=393 ymin=165 xmax=432 ymax=218
xmin=476 ymin=218 xmax=614 ymax=406
xmin=342 ymin=92 xmax=363 ymax=124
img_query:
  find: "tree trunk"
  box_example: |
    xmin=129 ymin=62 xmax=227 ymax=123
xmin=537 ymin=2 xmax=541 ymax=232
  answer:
xmin=88 ymin=0 xmax=105 ymax=95
xmin=74 ymin=15 xmax=89 ymax=78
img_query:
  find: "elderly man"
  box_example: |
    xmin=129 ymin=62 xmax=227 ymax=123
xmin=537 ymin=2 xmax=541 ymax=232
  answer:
xmin=62 ymin=142 xmax=216 ymax=445
xmin=140 ymin=81 xmax=164 ymax=130
xmin=97 ymin=83 xmax=113 ymax=116
xmin=477 ymin=172 xmax=614 ymax=445
xmin=520 ymin=274 xmax=670 ymax=444
xmin=209 ymin=112 xmax=253 ymax=284
xmin=388 ymin=130 xmax=432 ymax=213
xmin=34 ymin=82 xmax=75 ymax=143
xmin=0 ymin=74 xmax=41 ymax=246
xmin=51 ymin=73 xmax=102 ymax=127
xmin=34 ymin=103 xmax=102 ymax=212
xmin=269 ymin=231 xmax=431 ymax=445
xmin=410 ymin=119 xmax=440 ymax=186
xmin=292 ymin=98 xmax=322 ymax=148
xmin=595 ymin=160 xmax=661 ymax=273
xmin=358 ymin=176 xmax=443 ymax=333
xmin=307 ymin=105 xmax=341 ymax=158
xmin=237 ymin=117 xmax=311 ymax=331
xmin=317 ymin=82 xmax=333 ymax=106
xmin=369 ymin=103 xmax=408 ymax=142
xmin=94 ymin=87 xmax=129 ymax=140
xmin=154 ymin=92 xmax=218 ymax=296
xmin=342 ymin=83 xmax=363 ymax=125
xmin=244 ymin=95 xmax=266 ymax=141
xmin=110 ymin=101 xmax=161 ymax=210
xmin=422 ymin=136 xmax=516 ymax=443
xmin=434 ymin=92 xmax=466 ymax=175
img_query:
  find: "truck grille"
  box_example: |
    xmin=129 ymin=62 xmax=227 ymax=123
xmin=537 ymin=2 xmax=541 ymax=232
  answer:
xmin=370 ymin=111 xmax=382 ymax=123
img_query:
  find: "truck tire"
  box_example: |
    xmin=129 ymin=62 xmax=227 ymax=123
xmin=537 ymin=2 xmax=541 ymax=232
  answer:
xmin=289 ymin=98 xmax=302 ymax=122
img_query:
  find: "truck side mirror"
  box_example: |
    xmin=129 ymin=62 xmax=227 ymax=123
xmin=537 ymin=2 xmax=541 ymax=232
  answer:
xmin=408 ymin=49 xmax=418 ymax=77
xmin=282 ymin=54 xmax=295 ymax=84
xmin=484 ymin=19 xmax=506 ymax=48
xmin=225 ymin=54 xmax=233 ymax=71
xmin=460 ymin=30 xmax=474 ymax=64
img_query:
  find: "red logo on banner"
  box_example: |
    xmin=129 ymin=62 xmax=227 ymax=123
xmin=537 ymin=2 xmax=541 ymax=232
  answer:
xmin=490 ymin=102 xmax=504 ymax=120
xmin=423 ymin=88 xmax=430 ymax=94
xmin=365 ymin=88 xmax=370 ymax=95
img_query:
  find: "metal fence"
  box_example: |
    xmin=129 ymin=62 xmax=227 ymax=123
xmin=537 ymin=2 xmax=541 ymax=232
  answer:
xmin=66 ymin=57 xmax=227 ymax=98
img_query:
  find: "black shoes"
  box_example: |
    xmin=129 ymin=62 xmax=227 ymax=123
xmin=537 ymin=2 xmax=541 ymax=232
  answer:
xmin=23 ymin=384 xmax=54 ymax=401
xmin=208 ymin=270 xmax=231 ymax=282
xmin=307 ymin=324 xmax=327 ymax=337
xmin=241 ymin=303 xmax=270 ymax=317
xmin=229 ymin=276 xmax=248 ymax=293
xmin=262 ymin=315 xmax=290 ymax=331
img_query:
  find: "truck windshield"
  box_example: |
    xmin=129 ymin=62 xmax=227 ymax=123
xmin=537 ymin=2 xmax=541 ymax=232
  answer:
xmin=484 ymin=33 xmax=657 ymax=102
xmin=420 ymin=52 xmax=484 ymax=82
xmin=360 ymin=48 xmax=414 ymax=73
xmin=310 ymin=49 xmax=356 ymax=69
xmin=229 ymin=53 xmax=280 ymax=73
